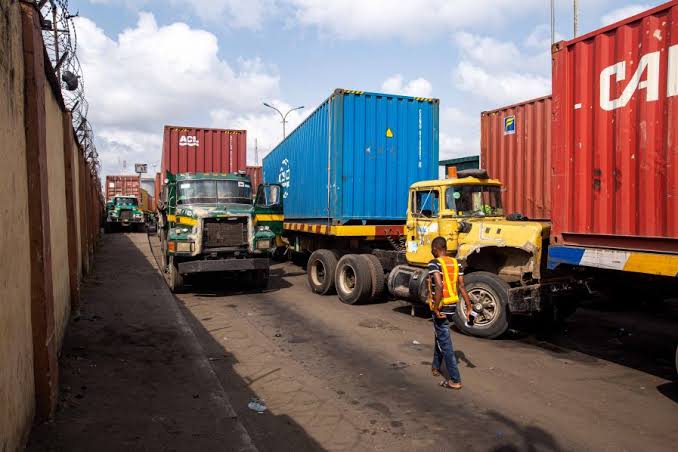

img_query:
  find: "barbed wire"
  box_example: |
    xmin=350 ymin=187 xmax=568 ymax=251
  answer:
xmin=36 ymin=0 xmax=100 ymax=177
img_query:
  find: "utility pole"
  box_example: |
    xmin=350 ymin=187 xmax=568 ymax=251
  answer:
xmin=263 ymin=103 xmax=305 ymax=139
xmin=573 ymin=0 xmax=579 ymax=38
xmin=551 ymin=0 xmax=555 ymax=45
xmin=255 ymin=138 xmax=259 ymax=165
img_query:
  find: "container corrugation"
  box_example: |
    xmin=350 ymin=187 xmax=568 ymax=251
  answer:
xmin=154 ymin=172 xmax=161 ymax=211
xmin=140 ymin=188 xmax=154 ymax=212
xmin=245 ymin=166 xmax=263 ymax=190
xmin=105 ymin=175 xmax=140 ymax=201
xmin=263 ymin=89 xmax=439 ymax=223
xmin=552 ymin=1 xmax=678 ymax=252
xmin=161 ymin=125 xmax=247 ymax=176
xmin=481 ymin=96 xmax=552 ymax=219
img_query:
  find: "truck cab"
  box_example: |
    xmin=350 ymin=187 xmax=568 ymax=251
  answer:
xmin=393 ymin=169 xmax=566 ymax=338
xmin=105 ymin=196 xmax=145 ymax=232
xmin=158 ymin=172 xmax=277 ymax=292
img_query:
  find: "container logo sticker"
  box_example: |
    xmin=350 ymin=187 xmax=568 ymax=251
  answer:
xmin=278 ymin=159 xmax=291 ymax=199
xmin=179 ymin=136 xmax=199 ymax=147
xmin=504 ymin=116 xmax=516 ymax=135
xmin=385 ymin=128 xmax=394 ymax=138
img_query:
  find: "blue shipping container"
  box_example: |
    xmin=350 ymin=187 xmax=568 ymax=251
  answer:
xmin=263 ymin=89 xmax=439 ymax=224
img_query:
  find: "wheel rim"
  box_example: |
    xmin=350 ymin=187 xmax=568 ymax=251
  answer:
xmin=338 ymin=265 xmax=357 ymax=295
xmin=310 ymin=259 xmax=326 ymax=287
xmin=462 ymin=287 xmax=499 ymax=327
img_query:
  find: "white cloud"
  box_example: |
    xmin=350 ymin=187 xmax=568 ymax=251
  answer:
xmin=174 ymin=0 xmax=277 ymax=29
xmin=601 ymin=5 xmax=650 ymax=27
xmin=210 ymin=102 xmax=309 ymax=164
xmin=451 ymin=29 xmax=551 ymax=107
xmin=454 ymin=32 xmax=521 ymax=70
xmin=74 ymin=12 xmax=281 ymax=175
xmin=454 ymin=61 xmax=550 ymax=106
xmin=439 ymin=107 xmax=479 ymax=161
xmin=381 ymin=75 xmax=433 ymax=98
xmin=289 ymin=0 xmax=543 ymax=40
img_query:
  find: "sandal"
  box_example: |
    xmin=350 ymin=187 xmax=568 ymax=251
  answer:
xmin=440 ymin=380 xmax=462 ymax=390
xmin=431 ymin=368 xmax=441 ymax=377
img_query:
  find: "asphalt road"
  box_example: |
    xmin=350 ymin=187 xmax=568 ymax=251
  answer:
xmin=149 ymin=234 xmax=678 ymax=452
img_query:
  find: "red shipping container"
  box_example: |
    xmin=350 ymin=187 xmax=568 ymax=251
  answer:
xmin=154 ymin=172 xmax=161 ymax=211
xmin=552 ymin=1 xmax=678 ymax=253
xmin=481 ymin=96 xmax=552 ymax=219
xmin=245 ymin=166 xmax=263 ymax=190
xmin=161 ymin=125 xmax=247 ymax=177
xmin=105 ymin=175 xmax=140 ymax=202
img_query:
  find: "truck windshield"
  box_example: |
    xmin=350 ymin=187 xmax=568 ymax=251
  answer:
xmin=178 ymin=180 xmax=251 ymax=205
xmin=115 ymin=197 xmax=138 ymax=206
xmin=446 ymin=185 xmax=504 ymax=217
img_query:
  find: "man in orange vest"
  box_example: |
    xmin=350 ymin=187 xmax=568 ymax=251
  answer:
xmin=428 ymin=236 xmax=473 ymax=390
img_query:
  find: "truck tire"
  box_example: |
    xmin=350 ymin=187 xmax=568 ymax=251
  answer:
xmin=335 ymin=254 xmax=372 ymax=305
xmin=361 ymin=254 xmax=385 ymax=299
xmin=308 ymin=249 xmax=339 ymax=295
xmin=168 ymin=257 xmax=185 ymax=293
xmin=160 ymin=236 xmax=168 ymax=273
xmin=453 ymin=271 xmax=510 ymax=339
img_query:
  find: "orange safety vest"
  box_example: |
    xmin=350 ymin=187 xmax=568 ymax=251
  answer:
xmin=428 ymin=256 xmax=460 ymax=311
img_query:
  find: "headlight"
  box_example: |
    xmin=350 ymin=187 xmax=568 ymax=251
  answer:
xmin=256 ymin=239 xmax=271 ymax=250
xmin=182 ymin=209 xmax=193 ymax=217
xmin=176 ymin=242 xmax=193 ymax=253
xmin=256 ymin=225 xmax=271 ymax=232
xmin=174 ymin=227 xmax=191 ymax=234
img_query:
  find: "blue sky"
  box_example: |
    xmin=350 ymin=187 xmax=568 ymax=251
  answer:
xmin=72 ymin=0 xmax=664 ymax=177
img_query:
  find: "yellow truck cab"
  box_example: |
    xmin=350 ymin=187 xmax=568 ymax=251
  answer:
xmin=278 ymin=168 xmax=583 ymax=339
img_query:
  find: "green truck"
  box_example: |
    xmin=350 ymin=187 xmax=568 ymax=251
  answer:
xmin=105 ymin=196 xmax=145 ymax=232
xmin=157 ymin=172 xmax=278 ymax=292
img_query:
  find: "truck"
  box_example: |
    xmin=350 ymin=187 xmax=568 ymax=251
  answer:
xmin=156 ymin=126 xmax=275 ymax=293
xmin=104 ymin=175 xmax=145 ymax=232
xmin=261 ymin=89 xmax=569 ymax=338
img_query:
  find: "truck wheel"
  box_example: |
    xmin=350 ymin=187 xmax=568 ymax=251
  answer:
xmin=308 ymin=249 xmax=339 ymax=295
xmin=361 ymin=254 xmax=385 ymax=299
xmin=160 ymin=238 xmax=168 ymax=273
xmin=453 ymin=271 xmax=510 ymax=339
xmin=168 ymin=257 xmax=185 ymax=293
xmin=252 ymin=269 xmax=270 ymax=291
xmin=335 ymin=254 xmax=372 ymax=305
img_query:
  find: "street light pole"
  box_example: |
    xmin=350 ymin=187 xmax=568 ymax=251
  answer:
xmin=263 ymin=102 xmax=304 ymax=138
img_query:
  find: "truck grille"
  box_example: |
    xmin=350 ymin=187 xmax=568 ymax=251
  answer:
xmin=119 ymin=209 xmax=132 ymax=221
xmin=203 ymin=217 xmax=248 ymax=248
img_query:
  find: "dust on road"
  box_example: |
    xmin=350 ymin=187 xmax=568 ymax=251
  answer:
xmin=147 ymin=229 xmax=678 ymax=452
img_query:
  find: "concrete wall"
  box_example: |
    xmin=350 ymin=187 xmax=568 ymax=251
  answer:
xmin=0 ymin=1 xmax=35 ymax=450
xmin=44 ymin=82 xmax=70 ymax=348
xmin=72 ymin=135 xmax=82 ymax=280
xmin=0 ymin=2 xmax=104 ymax=449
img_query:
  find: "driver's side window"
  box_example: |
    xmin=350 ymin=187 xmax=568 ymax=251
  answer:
xmin=414 ymin=189 xmax=439 ymax=218
xmin=256 ymin=185 xmax=281 ymax=207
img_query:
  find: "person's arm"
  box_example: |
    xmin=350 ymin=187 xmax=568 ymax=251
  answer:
xmin=432 ymin=272 xmax=446 ymax=318
xmin=458 ymin=273 xmax=473 ymax=321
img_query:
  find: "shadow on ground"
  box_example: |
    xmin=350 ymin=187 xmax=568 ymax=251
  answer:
xmin=28 ymin=232 xmax=323 ymax=452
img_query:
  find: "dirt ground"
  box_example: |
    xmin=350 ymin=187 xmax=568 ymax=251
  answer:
xmin=29 ymin=233 xmax=678 ymax=451
xmin=149 ymin=234 xmax=678 ymax=452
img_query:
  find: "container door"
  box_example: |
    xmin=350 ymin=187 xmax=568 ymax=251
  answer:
xmin=407 ymin=187 xmax=441 ymax=265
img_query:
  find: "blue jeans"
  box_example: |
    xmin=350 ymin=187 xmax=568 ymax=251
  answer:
xmin=432 ymin=315 xmax=461 ymax=383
